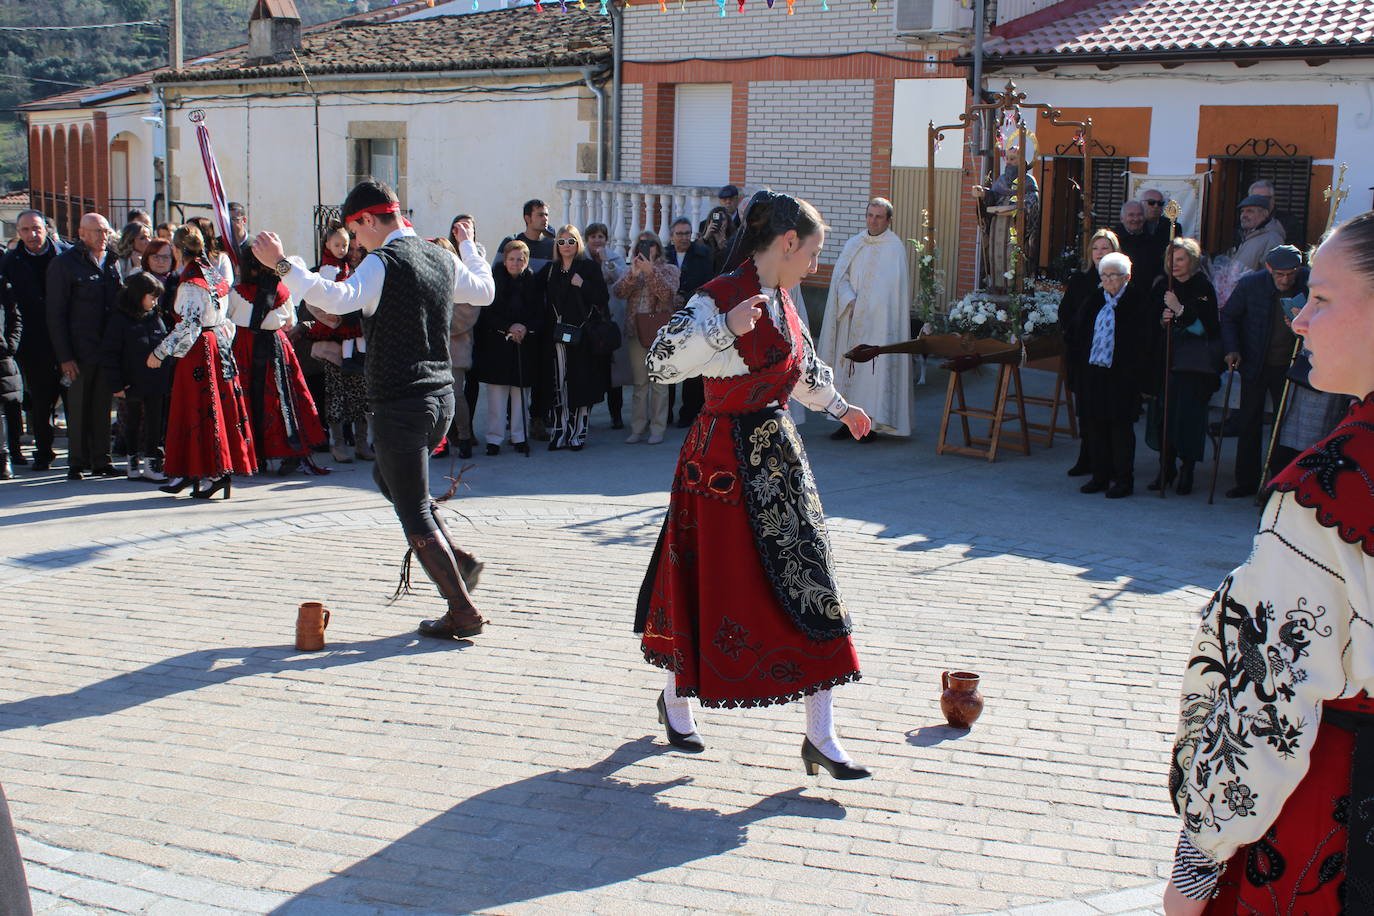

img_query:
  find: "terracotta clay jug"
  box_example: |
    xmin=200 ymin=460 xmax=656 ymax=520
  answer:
xmin=295 ymin=602 xmax=331 ymax=652
xmin=940 ymin=671 xmax=984 ymax=729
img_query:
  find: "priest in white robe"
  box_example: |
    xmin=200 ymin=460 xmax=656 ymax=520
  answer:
xmin=817 ymin=198 xmax=913 ymax=438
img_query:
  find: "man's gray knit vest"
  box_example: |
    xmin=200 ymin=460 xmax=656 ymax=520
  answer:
xmin=363 ymin=235 xmax=455 ymax=403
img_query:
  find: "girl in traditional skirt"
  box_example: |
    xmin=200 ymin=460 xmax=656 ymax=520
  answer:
xmin=1165 ymin=212 xmax=1374 ymax=915
xmin=229 ymin=242 xmax=326 ymax=474
xmin=149 ymin=226 xmax=254 ymax=499
xmin=635 ymin=191 xmax=874 ymax=779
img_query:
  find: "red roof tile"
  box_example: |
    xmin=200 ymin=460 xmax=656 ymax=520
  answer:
xmin=156 ymin=8 xmax=610 ymax=82
xmin=987 ymin=0 xmax=1374 ymax=59
xmin=22 ymin=0 xmax=475 ymax=111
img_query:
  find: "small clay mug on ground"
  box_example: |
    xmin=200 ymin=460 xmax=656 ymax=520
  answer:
xmin=295 ymin=602 xmax=331 ymax=652
xmin=940 ymin=670 xmax=984 ymax=729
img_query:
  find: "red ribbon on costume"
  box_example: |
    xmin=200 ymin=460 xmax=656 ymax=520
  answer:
xmin=343 ymin=201 xmax=413 ymax=229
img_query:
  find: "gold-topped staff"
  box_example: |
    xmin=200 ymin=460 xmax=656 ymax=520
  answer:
xmin=1256 ymin=164 xmax=1350 ymax=502
xmin=1157 ymin=199 xmax=1183 ymax=499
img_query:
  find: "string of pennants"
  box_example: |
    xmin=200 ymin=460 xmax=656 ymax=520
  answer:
xmin=513 ymin=0 xmax=877 ymax=16
xmin=404 ymin=0 xmax=879 ymax=18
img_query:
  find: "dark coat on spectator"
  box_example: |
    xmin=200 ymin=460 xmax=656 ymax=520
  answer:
xmin=100 ymin=305 xmax=173 ymax=399
xmin=46 ymin=242 xmax=121 ymax=365
xmin=534 ymin=257 xmax=609 ymax=412
xmin=473 ymin=266 xmax=543 ymax=388
xmin=1220 ymin=267 xmax=1310 ymax=382
xmin=0 ymin=238 xmax=67 ymax=365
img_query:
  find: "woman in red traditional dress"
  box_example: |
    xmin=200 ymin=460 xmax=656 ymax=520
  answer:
xmin=148 ymin=225 xmax=254 ymax=499
xmin=1165 ymin=212 xmax=1374 ymax=914
xmin=635 ymin=191 xmax=874 ymax=778
xmin=228 ymin=242 xmax=326 ymax=475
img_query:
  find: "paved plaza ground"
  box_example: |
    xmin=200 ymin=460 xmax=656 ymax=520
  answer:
xmin=1 ymin=372 xmax=1263 ymax=915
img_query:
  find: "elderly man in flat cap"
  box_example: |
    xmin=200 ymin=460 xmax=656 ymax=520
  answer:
xmin=1227 ymin=194 xmax=1287 ymax=273
xmin=1220 ymin=244 xmax=1306 ymax=497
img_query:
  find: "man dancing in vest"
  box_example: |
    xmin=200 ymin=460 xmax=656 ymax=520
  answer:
xmin=252 ymin=180 xmax=496 ymax=639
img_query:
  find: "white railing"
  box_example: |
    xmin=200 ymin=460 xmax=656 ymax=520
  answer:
xmin=555 ymin=180 xmax=720 ymax=256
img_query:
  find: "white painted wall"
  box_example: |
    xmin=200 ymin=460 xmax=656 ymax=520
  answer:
xmin=164 ymin=78 xmax=592 ymax=258
xmin=1006 ymin=60 xmax=1374 ymax=225
xmin=891 ymin=77 xmax=967 ymax=169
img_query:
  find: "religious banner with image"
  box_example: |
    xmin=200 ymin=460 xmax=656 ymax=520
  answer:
xmin=1128 ymin=174 xmax=1206 ymax=239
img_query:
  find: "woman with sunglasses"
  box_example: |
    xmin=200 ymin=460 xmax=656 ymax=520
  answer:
xmin=534 ymin=225 xmax=609 ymax=451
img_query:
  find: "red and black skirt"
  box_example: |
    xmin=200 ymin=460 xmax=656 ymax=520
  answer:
xmin=163 ymin=330 xmax=255 ymax=479
xmin=1204 ymin=693 xmax=1374 ymax=915
xmin=636 ymin=407 xmax=860 ymax=708
xmin=232 ymin=328 xmax=326 ymax=461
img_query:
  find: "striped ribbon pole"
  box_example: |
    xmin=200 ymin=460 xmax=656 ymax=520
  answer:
xmin=189 ymin=109 xmax=238 ymax=274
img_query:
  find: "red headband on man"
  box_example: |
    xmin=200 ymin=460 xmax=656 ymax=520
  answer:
xmin=343 ymin=201 xmax=413 ymax=228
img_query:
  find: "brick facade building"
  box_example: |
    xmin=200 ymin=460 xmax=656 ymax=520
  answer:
xmin=620 ymin=0 xmax=965 ymax=285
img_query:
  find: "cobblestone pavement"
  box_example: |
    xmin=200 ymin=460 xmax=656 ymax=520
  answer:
xmin=0 ymin=376 xmax=1262 ymax=915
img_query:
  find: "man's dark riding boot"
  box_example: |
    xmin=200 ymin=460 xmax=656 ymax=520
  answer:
xmin=431 ymin=501 xmax=483 ymax=593
xmin=408 ymin=533 xmax=486 ymax=639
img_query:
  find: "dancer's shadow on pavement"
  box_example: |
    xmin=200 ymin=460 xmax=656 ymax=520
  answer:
xmin=272 ymin=737 xmax=847 ymax=914
xmin=0 ymin=635 xmax=459 ymax=733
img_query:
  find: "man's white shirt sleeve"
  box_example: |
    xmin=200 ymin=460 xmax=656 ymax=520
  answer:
xmin=280 ymin=235 xmax=494 ymax=315
xmin=281 ymin=254 xmax=384 ymax=317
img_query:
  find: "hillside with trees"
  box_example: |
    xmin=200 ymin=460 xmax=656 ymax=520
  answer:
xmin=0 ymin=0 xmax=381 ymax=189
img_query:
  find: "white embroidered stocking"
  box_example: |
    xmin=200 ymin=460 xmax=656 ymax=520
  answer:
xmin=805 ymin=689 xmax=851 ymax=763
xmin=663 ymin=671 xmax=697 ymax=735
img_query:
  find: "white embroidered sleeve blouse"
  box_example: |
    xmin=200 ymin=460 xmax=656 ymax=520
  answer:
xmin=645 ymin=287 xmax=850 ymax=420
xmin=1169 ymin=491 xmax=1374 ymax=899
xmin=155 ymin=283 xmax=233 ymax=360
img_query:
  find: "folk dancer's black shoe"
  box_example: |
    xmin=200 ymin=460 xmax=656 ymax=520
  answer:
xmin=191 ymin=475 xmax=232 ymax=500
xmin=159 ymin=475 xmax=197 ymax=495
xmin=657 ymin=692 xmax=704 ymax=752
xmin=801 ymin=737 xmax=871 ymax=780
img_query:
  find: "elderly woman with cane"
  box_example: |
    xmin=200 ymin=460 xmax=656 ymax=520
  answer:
xmin=473 ymin=239 xmax=541 ymax=455
xmin=1164 ymin=210 xmax=1374 ymax=915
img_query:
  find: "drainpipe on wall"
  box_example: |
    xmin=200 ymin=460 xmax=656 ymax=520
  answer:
xmin=583 ymin=69 xmax=607 ymax=181
xmin=610 ymin=1 xmax=624 ymax=182
xmin=157 ymin=86 xmax=174 ymax=225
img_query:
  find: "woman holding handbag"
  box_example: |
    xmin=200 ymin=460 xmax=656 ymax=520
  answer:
xmin=615 ymin=234 xmax=680 ymax=445
xmin=1146 ymin=238 xmax=1221 ymax=495
xmin=535 ymin=225 xmax=609 ymax=451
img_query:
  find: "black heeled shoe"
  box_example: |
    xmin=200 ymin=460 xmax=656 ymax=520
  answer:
xmin=657 ymin=692 xmax=704 ymax=752
xmin=159 ymin=476 xmax=197 ymax=495
xmin=801 ymin=736 xmax=871 ymax=780
xmin=191 ymin=475 xmax=232 ymax=500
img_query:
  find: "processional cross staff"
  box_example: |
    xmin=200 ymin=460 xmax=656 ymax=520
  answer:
xmin=1255 ymin=163 xmax=1351 ymax=502
xmin=1158 ymin=199 xmax=1182 ymax=500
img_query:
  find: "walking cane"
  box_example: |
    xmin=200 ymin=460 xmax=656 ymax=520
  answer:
xmin=513 ymin=333 xmax=532 ymax=459
xmin=1254 ymin=335 xmax=1303 ymax=505
xmin=1207 ymin=367 xmax=1236 ymax=504
xmin=1158 ymin=201 xmax=1182 ymax=499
